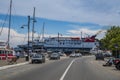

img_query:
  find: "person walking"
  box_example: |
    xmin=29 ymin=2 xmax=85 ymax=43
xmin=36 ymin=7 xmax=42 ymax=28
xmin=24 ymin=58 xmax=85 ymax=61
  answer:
xmin=16 ymin=51 xmax=20 ymax=59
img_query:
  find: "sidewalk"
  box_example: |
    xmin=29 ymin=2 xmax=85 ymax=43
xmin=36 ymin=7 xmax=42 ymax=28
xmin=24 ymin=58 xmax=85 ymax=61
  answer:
xmin=0 ymin=56 xmax=67 ymax=70
xmin=0 ymin=58 xmax=27 ymax=67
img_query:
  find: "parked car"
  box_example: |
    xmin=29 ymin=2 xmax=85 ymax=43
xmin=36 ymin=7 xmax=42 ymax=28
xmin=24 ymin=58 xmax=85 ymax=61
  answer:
xmin=50 ymin=53 xmax=60 ymax=60
xmin=31 ymin=54 xmax=45 ymax=63
xmin=69 ymin=53 xmax=82 ymax=57
xmin=58 ymin=52 xmax=64 ymax=56
xmin=75 ymin=53 xmax=82 ymax=57
xmin=69 ymin=53 xmax=76 ymax=57
xmin=95 ymin=53 xmax=104 ymax=60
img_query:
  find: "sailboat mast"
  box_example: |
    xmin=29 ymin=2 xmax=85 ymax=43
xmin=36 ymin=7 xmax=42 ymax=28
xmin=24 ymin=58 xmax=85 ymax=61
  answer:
xmin=8 ymin=0 xmax=12 ymax=48
xmin=32 ymin=7 xmax=36 ymax=43
xmin=32 ymin=7 xmax=36 ymax=52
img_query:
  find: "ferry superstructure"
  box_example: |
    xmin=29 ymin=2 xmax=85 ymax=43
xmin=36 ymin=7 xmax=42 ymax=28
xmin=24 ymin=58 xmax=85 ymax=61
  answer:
xmin=45 ymin=37 xmax=97 ymax=48
xmin=16 ymin=35 xmax=99 ymax=54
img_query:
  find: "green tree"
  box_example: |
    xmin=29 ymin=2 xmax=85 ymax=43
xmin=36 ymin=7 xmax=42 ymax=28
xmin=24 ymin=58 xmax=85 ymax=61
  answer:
xmin=100 ymin=26 xmax=120 ymax=57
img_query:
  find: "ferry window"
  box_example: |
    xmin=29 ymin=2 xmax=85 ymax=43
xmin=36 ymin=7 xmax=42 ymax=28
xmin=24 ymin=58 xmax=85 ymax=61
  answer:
xmin=60 ymin=42 xmax=62 ymax=45
xmin=1 ymin=50 xmax=5 ymax=54
xmin=9 ymin=51 xmax=12 ymax=54
xmin=5 ymin=51 xmax=6 ymax=54
xmin=46 ymin=40 xmax=49 ymax=42
xmin=7 ymin=51 xmax=10 ymax=54
xmin=1 ymin=50 xmax=4 ymax=54
xmin=6 ymin=51 xmax=9 ymax=54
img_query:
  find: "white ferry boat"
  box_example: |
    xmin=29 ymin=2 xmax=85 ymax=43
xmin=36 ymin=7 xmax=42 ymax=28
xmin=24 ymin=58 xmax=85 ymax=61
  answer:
xmin=44 ymin=36 xmax=99 ymax=53
xmin=16 ymin=34 xmax=99 ymax=54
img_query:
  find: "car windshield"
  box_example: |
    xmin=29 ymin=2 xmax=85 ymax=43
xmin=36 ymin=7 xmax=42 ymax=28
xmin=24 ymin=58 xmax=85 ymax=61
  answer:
xmin=32 ymin=55 xmax=42 ymax=58
xmin=51 ymin=53 xmax=58 ymax=56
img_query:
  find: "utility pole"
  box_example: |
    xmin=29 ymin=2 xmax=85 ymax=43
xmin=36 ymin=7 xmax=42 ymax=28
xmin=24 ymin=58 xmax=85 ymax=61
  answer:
xmin=42 ymin=22 xmax=45 ymax=42
xmin=81 ymin=32 xmax=82 ymax=40
xmin=21 ymin=16 xmax=31 ymax=61
xmin=27 ymin=16 xmax=30 ymax=61
xmin=41 ymin=22 xmax=45 ymax=52
xmin=81 ymin=31 xmax=83 ymax=50
xmin=57 ymin=33 xmax=62 ymax=51
xmin=8 ymin=0 xmax=12 ymax=48
xmin=32 ymin=7 xmax=36 ymax=52
xmin=58 ymin=32 xmax=60 ymax=51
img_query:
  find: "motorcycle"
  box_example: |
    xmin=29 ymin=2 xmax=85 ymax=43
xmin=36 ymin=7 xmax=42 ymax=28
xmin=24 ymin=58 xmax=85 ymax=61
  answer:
xmin=103 ymin=58 xmax=114 ymax=66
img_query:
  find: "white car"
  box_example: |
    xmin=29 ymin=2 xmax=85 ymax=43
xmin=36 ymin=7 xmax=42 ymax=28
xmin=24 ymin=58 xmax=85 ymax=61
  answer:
xmin=70 ymin=53 xmax=82 ymax=57
xmin=50 ymin=53 xmax=60 ymax=60
xmin=31 ymin=54 xmax=45 ymax=63
xmin=69 ymin=53 xmax=76 ymax=57
xmin=75 ymin=53 xmax=82 ymax=57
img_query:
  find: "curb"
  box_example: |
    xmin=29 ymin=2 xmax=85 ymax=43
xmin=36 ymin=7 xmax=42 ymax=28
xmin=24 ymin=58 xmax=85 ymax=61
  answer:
xmin=0 ymin=62 xmax=29 ymax=70
xmin=0 ymin=58 xmax=49 ymax=71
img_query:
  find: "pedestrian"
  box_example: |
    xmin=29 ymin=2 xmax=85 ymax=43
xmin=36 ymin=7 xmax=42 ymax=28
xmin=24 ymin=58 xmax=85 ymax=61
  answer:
xmin=16 ymin=51 xmax=20 ymax=59
xmin=25 ymin=53 xmax=29 ymax=61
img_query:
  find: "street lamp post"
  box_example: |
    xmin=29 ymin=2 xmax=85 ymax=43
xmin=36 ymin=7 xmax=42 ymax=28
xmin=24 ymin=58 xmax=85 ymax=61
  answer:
xmin=21 ymin=16 xmax=30 ymax=61
xmin=58 ymin=33 xmax=62 ymax=51
xmin=32 ymin=7 xmax=36 ymax=52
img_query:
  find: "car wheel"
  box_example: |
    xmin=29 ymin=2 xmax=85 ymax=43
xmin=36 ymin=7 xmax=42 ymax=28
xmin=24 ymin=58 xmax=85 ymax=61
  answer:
xmin=40 ymin=61 xmax=42 ymax=63
xmin=116 ymin=63 xmax=120 ymax=70
xmin=43 ymin=60 xmax=45 ymax=63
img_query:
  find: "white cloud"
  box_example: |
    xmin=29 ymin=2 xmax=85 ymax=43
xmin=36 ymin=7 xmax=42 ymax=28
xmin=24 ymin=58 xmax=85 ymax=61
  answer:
xmin=67 ymin=27 xmax=106 ymax=39
xmin=1 ymin=0 xmax=120 ymax=25
xmin=68 ymin=28 xmax=97 ymax=35
xmin=0 ymin=27 xmax=27 ymax=47
xmin=0 ymin=27 xmax=63 ymax=47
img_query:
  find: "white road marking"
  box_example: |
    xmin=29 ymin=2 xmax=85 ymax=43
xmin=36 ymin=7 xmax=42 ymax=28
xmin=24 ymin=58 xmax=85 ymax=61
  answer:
xmin=59 ymin=59 xmax=75 ymax=80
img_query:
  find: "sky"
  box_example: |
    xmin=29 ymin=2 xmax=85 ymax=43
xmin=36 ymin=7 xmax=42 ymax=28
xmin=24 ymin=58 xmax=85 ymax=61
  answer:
xmin=0 ymin=0 xmax=120 ymax=47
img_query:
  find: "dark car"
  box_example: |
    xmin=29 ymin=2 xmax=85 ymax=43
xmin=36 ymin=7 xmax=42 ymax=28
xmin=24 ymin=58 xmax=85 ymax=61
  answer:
xmin=31 ymin=54 xmax=45 ymax=63
xmin=50 ymin=53 xmax=60 ymax=60
xmin=95 ymin=53 xmax=104 ymax=60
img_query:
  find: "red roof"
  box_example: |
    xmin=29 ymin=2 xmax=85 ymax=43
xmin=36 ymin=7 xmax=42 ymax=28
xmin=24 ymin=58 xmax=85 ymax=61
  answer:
xmin=84 ymin=35 xmax=96 ymax=42
xmin=71 ymin=37 xmax=80 ymax=40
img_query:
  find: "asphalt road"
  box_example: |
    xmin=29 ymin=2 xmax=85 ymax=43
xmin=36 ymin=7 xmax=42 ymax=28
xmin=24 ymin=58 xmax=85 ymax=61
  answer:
xmin=0 ymin=56 xmax=120 ymax=80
